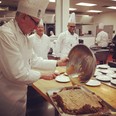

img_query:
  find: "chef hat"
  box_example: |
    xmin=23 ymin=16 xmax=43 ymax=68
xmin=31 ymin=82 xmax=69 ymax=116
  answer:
xmin=17 ymin=0 xmax=49 ymax=19
xmin=98 ymin=23 xmax=104 ymax=29
xmin=38 ymin=18 xmax=44 ymax=26
xmin=68 ymin=12 xmax=76 ymax=26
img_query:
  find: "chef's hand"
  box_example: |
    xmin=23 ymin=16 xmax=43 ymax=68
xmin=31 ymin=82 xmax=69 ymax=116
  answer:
xmin=56 ymin=57 xmax=69 ymax=66
xmin=40 ymin=72 xmax=59 ymax=80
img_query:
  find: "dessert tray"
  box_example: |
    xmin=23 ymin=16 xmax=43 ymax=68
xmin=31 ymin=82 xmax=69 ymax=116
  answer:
xmin=47 ymin=86 xmax=115 ymax=116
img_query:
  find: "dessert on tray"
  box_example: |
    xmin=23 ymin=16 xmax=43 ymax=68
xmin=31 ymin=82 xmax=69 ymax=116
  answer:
xmin=49 ymin=86 xmax=109 ymax=116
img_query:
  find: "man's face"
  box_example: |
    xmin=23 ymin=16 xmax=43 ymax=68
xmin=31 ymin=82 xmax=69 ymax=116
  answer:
xmin=36 ymin=25 xmax=44 ymax=37
xmin=19 ymin=14 xmax=40 ymax=35
xmin=68 ymin=25 xmax=76 ymax=35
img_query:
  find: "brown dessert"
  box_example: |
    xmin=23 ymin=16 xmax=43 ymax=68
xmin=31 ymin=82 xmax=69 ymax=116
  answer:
xmin=52 ymin=87 xmax=108 ymax=115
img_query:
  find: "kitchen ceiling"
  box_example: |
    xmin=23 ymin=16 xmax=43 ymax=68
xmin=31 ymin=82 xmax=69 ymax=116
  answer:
xmin=0 ymin=0 xmax=116 ymax=17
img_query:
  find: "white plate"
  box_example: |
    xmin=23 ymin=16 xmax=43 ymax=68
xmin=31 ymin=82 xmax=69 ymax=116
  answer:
xmin=108 ymin=68 xmax=116 ymax=72
xmin=86 ymin=80 xmax=101 ymax=86
xmin=94 ymin=71 xmax=102 ymax=76
xmin=100 ymin=70 xmax=114 ymax=74
xmin=111 ymin=79 xmax=116 ymax=85
xmin=97 ymin=65 xmax=109 ymax=69
xmin=55 ymin=75 xmax=70 ymax=83
xmin=96 ymin=75 xmax=111 ymax=82
xmin=106 ymin=73 xmax=116 ymax=79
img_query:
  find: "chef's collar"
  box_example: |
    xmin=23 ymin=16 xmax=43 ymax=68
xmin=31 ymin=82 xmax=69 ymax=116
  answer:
xmin=14 ymin=19 xmax=24 ymax=35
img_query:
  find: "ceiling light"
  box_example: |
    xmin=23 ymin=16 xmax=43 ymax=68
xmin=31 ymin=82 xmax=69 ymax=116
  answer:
xmin=0 ymin=7 xmax=8 ymax=11
xmin=0 ymin=1 xmax=2 ymax=4
xmin=107 ymin=6 xmax=116 ymax=9
xmin=69 ymin=8 xmax=77 ymax=11
xmin=87 ymin=10 xmax=102 ymax=13
xmin=112 ymin=0 xmax=116 ymax=1
xmin=76 ymin=2 xmax=97 ymax=6
xmin=49 ymin=0 xmax=55 ymax=2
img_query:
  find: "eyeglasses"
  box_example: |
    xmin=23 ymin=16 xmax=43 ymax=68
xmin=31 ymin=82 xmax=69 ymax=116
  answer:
xmin=28 ymin=15 xmax=39 ymax=26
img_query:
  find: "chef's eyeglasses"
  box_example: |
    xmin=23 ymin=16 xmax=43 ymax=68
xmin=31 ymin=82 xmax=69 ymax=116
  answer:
xmin=28 ymin=15 xmax=39 ymax=26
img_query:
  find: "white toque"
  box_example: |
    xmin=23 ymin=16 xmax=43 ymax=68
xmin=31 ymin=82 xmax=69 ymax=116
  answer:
xmin=68 ymin=12 xmax=76 ymax=26
xmin=38 ymin=18 xmax=44 ymax=26
xmin=17 ymin=0 xmax=49 ymax=19
xmin=98 ymin=23 xmax=104 ymax=29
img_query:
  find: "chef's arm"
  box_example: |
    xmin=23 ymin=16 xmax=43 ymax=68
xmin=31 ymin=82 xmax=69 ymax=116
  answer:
xmin=56 ymin=58 xmax=69 ymax=67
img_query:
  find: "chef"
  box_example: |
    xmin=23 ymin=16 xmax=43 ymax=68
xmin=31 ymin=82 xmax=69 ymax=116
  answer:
xmin=55 ymin=12 xmax=79 ymax=59
xmin=0 ymin=0 xmax=68 ymax=116
xmin=95 ymin=23 xmax=109 ymax=48
xmin=29 ymin=18 xmax=51 ymax=59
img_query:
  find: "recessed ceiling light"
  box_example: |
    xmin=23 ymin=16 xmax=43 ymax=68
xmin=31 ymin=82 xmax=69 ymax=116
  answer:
xmin=0 ymin=1 xmax=2 ymax=4
xmin=49 ymin=0 xmax=55 ymax=2
xmin=0 ymin=7 xmax=8 ymax=11
xmin=69 ymin=8 xmax=77 ymax=11
xmin=76 ymin=2 xmax=97 ymax=6
xmin=107 ymin=6 xmax=116 ymax=9
xmin=87 ymin=10 xmax=102 ymax=13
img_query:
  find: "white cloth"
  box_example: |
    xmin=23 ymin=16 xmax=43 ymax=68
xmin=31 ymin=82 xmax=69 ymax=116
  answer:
xmin=55 ymin=30 xmax=79 ymax=58
xmin=0 ymin=19 xmax=57 ymax=116
xmin=96 ymin=31 xmax=109 ymax=47
xmin=29 ymin=33 xmax=50 ymax=59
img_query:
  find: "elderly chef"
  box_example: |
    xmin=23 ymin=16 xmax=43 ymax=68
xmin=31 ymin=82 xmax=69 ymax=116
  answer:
xmin=95 ymin=23 xmax=109 ymax=48
xmin=29 ymin=18 xmax=51 ymax=59
xmin=0 ymin=0 xmax=68 ymax=116
xmin=55 ymin=12 xmax=79 ymax=59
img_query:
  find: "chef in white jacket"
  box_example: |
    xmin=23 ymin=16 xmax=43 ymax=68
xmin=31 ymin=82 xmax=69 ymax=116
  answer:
xmin=55 ymin=12 xmax=79 ymax=59
xmin=0 ymin=0 xmax=68 ymax=116
xmin=29 ymin=19 xmax=50 ymax=59
xmin=95 ymin=23 xmax=109 ymax=48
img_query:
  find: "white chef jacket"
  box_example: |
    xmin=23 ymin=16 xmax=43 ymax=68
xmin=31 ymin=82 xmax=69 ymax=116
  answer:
xmin=96 ymin=31 xmax=109 ymax=47
xmin=0 ymin=19 xmax=57 ymax=116
xmin=55 ymin=30 xmax=79 ymax=58
xmin=29 ymin=33 xmax=50 ymax=59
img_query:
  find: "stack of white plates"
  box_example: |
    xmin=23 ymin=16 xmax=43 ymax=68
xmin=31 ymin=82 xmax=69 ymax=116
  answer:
xmin=97 ymin=65 xmax=109 ymax=69
xmin=110 ymin=79 xmax=116 ymax=85
xmin=94 ymin=71 xmax=102 ymax=76
xmin=96 ymin=75 xmax=111 ymax=82
xmin=100 ymin=70 xmax=114 ymax=75
xmin=107 ymin=73 xmax=116 ymax=79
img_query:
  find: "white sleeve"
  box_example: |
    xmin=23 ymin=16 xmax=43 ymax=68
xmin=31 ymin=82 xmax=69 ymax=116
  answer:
xmin=31 ymin=50 xmax=57 ymax=71
xmin=0 ymin=33 xmax=42 ymax=85
xmin=96 ymin=33 xmax=101 ymax=43
xmin=55 ymin=33 xmax=64 ymax=57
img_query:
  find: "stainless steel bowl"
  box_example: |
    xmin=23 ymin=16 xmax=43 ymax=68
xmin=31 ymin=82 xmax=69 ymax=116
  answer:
xmin=66 ymin=44 xmax=96 ymax=83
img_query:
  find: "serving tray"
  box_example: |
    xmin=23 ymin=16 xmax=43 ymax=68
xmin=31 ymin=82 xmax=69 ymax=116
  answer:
xmin=47 ymin=86 xmax=115 ymax=116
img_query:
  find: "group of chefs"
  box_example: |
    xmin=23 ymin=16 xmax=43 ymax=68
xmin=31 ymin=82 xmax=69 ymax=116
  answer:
xmin=0 ymin=0 xmax=111 ymax=116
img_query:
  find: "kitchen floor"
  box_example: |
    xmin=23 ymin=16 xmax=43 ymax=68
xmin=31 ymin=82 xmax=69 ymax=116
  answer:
xmin=26 ymin=86 xmax=57 ymax=116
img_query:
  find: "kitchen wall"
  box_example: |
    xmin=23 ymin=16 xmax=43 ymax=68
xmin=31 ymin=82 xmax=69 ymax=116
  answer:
xmin=81 ymin=11 xmax=116 ymax=39
xmin=82 ymin=25 xmax=96 ymax=36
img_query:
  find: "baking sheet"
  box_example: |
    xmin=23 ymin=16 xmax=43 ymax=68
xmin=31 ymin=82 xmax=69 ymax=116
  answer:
xmin=47 ymin=86 xmax=115 ymax=116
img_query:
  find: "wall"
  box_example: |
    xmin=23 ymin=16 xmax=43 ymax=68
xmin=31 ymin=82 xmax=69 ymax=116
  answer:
xmin=43 ymin=14 xmax=55 ymax=24
xmin=82 ymin=25 xmax=96 ymax=36
xmin=76 ymin=15 xmax=94 ymax=24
